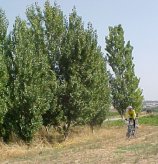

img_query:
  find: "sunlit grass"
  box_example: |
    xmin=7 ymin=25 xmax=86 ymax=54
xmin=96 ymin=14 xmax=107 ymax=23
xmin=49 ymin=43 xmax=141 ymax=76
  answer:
xmin=139 ymin=114 xmax=158 ymax=126
xmin=107 ymin=111 xmax=119 ymax=117
xmin=103 ymin=119 xmax=124 ymax=128
xmin=0 ymin=116 xmax=158 ymax=163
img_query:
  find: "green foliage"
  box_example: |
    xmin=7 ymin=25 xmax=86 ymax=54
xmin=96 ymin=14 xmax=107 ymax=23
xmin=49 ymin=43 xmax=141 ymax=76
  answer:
xmin=82 ymin=23 xmax=111 ymax=128
xmin=0 ymin=1 xmax=111 ymax=141
xmin=105 ymin=24 xmax=143 ymax=116
xmin=3 ymin=14 xmax=57 ymax=141
xmin=57 ymin=8 xmax=91 ymax=136
xmin=58 ymin=9 xmax=110 ymax=134
xmin=0 ymin=9 xmax=9 ymax=136
xmin=41 ymin=1 xmax=66 ymax=127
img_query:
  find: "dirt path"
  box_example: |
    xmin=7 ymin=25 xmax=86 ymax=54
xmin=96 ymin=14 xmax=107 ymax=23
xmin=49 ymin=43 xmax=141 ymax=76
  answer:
xmin=1 ymin=125 xmax=158 ymax=164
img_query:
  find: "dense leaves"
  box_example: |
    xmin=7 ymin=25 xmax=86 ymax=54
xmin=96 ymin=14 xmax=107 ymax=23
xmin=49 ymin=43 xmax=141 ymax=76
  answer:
xmin=105 ymin=24 xmax=143 ymax=116
xmin=0 ymin=2 xmax=111 ymax=142
xmin=0 ymin=2 xmax=143 ymax=143
xmin=3 ymin=16 xmax=57 ymax=141
xmin=0 ymin=9 xmax=9 ymax=136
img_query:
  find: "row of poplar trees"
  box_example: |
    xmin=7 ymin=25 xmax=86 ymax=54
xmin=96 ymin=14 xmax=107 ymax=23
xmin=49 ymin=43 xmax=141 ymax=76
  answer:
xmin=0 ymin=1 xmax=143 ymax=142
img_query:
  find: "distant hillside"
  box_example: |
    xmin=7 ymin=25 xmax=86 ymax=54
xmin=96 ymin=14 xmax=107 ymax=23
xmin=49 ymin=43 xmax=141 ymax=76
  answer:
xmin=143 ymin=100 xmax=158 ymax=109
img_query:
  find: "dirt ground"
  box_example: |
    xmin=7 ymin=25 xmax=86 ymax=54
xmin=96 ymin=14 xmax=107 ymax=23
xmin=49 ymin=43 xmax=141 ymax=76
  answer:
xmin=1 ymin=125 xmax=158 ymax=164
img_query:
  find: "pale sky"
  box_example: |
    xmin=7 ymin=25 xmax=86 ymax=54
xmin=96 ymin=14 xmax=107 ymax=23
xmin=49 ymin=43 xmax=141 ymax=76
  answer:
xmin=0 ymin=0 xmax=158 ymax=101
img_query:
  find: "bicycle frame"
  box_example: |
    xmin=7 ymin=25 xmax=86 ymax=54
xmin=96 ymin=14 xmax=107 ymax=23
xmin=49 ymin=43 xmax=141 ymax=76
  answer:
xmin=126 ymin=120 xmax=135 ymax=138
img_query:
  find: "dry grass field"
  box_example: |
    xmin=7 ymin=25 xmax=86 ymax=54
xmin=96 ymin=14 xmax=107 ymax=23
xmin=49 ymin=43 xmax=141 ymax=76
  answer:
xmin=0 ymin=123 xmax=158 ymax=164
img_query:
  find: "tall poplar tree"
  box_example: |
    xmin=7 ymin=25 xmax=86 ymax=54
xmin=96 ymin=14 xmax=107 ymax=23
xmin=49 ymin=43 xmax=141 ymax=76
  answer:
xmin=3 ymin=15 xmax=57 ymax=141
xmin=42 ymin=1 xmax=66 ymax=128
xmin=58 ymin=8 xmax=88 ymax=137
xmin=83 ymin=23 xmax=110 ymax=131
xmin=0 ymin=9 xmax=9 ymax=136
xmin=59 ymin=9 xmax=110 ymax=135
xmin=105 ymin=24 xmax=143 ymax=117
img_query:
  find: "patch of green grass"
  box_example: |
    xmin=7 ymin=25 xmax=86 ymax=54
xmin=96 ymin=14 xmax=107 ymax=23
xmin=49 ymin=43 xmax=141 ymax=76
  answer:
xmin=103 ymin=119 xmax=124 ymax=128
xmin=139 ymin=114 xmax=158 ymax=126
xmin=103 ymin=114 xmax=158 ymax=128
xmin=107 ymin=111 xmax=119 ymax=117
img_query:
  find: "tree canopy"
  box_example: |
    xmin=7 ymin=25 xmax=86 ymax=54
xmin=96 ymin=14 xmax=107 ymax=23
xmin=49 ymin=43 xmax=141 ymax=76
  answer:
xmin=105 ymin=24 xmax=143 ymax=116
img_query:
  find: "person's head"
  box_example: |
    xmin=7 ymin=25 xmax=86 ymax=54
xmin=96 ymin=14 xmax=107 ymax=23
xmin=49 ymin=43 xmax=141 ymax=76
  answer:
xmin=127 ymin=106 xmax=133 ymax=110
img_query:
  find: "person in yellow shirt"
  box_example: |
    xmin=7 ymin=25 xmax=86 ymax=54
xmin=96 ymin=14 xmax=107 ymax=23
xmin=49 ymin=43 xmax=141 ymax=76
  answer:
xmin=125 ymin=106 xmax=136 ymax=128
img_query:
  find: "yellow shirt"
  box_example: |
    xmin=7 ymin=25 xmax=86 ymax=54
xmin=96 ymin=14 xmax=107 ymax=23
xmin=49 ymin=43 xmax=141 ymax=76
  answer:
xmin=125 ymin=109 xmax=136 ymax=119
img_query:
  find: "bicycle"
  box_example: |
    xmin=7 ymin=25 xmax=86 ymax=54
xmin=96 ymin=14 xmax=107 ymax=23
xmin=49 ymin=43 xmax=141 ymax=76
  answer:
xmin=125 ymin=119 xmax=136 ymax=138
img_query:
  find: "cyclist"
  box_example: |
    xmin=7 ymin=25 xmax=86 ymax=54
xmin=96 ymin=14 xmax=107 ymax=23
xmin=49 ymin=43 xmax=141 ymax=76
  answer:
xmin=125 ymin=106 xmax=136 ymax=129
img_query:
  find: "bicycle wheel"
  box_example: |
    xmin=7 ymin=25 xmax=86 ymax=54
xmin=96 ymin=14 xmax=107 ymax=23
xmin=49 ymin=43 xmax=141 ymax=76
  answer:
xmin=126 ymin=128 xmax=131 ymax=138
xmin=126 ymin=125 xmax=133 ymax=138
xmin=126 ymin=131 xmax=130 ymax=138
